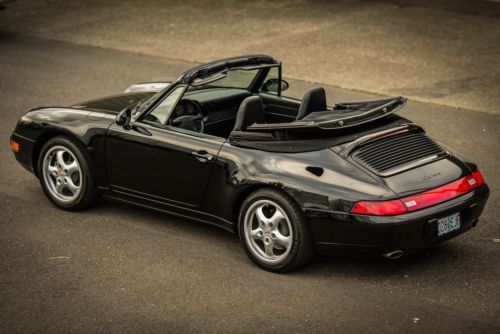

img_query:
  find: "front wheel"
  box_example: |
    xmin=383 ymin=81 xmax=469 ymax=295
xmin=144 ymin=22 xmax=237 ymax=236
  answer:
xmin=38 ymin=136 xmax=98 ymax=211
xmin=238 ymin=188 xmax=315 ymax=272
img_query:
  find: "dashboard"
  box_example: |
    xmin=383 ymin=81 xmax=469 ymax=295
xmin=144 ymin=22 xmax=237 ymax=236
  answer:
xmin=170 ymin=89 xmax=251 ymax=126
xmin=146 ymin=88 xmax=252 ymax=137
xmin=172 ymin=100 xmax=201 ymax=118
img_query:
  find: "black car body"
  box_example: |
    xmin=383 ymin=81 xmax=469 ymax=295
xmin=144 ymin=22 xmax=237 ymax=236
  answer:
xmin=10 ymin=55 xmax=489 ymax=271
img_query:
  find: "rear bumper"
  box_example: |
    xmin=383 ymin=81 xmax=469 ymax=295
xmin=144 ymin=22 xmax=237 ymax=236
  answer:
xmin=306 ymin=184 xmax=489 ymax=257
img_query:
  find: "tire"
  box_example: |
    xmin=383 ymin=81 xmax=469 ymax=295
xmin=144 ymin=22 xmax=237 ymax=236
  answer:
xmin=37 ymin=136 xmax=98 ymax=211
xmin=238 ymin=188 xmax=315 ymax=272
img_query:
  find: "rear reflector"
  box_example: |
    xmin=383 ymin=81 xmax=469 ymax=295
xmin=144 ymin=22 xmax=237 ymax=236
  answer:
xmin=10 ymin=140 xmax=20 ymax=152
xmin=351 ymin=170 xmax=485 ymax=216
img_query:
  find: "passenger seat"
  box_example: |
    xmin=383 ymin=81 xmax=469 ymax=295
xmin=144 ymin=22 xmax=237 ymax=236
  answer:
xmin=233 ymin=96 xmax=266 ymax=131
xmin=296 ymin=87 xmax=327 ymax=120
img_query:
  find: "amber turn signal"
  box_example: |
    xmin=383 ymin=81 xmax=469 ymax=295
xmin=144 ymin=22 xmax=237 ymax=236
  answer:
xmin=10 ymin=140 xmax=20 ymax=152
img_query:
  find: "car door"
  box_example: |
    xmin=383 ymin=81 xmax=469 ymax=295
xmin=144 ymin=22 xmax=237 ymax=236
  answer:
xmin=105 ymin=85 xmax=224 ymax=207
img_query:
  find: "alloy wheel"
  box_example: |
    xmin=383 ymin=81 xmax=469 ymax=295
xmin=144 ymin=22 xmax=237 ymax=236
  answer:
xmin=243 ymin=199 xmax=293 ymax=264
xmin=42 ymin=145 xmax=83 ymax=202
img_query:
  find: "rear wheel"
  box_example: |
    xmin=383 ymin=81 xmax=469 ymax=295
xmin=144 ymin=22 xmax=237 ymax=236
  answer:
xmin=238 ymin=188 xmax=315 ymax=272
xmin=38 ymin=136 xmax=98 ymax=211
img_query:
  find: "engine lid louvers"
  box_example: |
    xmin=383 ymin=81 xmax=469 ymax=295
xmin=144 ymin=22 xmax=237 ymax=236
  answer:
xmin=352 ymin=131 xmax=445 ymax=176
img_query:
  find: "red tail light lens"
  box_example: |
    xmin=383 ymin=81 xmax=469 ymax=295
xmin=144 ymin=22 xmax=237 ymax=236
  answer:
xmin=351 ymin=170 xmax=485 ymax=216
xmin=350 ymin=199 xmax=407 ymax=216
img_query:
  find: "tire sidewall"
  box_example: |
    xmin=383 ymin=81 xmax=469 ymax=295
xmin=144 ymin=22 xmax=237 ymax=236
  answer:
xmin=38 ymin=136 xmax=94 ymax=210
xmin=238 ymin=188 xmax=311 ymax=272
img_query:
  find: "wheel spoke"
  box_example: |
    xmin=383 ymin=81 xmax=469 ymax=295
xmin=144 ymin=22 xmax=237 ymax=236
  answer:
xmin=65 ymin=177 xmax=79 ymax=194
xmin=269 ymin=209 xmax=285 ymax=227
xmin=56 ymin=150 xmax=66 ymax=168
xmin=255 ymin=206 xmax=268 ymax=224
xmin=264 ymin=242 xmax=275 ymax=257
xmin=274 ymin=231 xmax=291 ymax=248
xmin=55 ymin=181 xmax=65 ymax=194
xmin=250 ymin=228 xmax=261 ymax=240
xmin=47 ymin=165 xmax=58 ymax=176
xmin=66 ymin=161 xmax=79 ymax=175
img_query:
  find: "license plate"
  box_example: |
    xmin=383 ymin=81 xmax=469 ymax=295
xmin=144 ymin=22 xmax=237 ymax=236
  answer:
xmin=437 ymin=213 xmax=461 ymax=236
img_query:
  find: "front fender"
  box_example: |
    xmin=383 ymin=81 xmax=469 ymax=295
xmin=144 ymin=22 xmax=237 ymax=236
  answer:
xmin=11 ymin=107 xmax=114 ymax=186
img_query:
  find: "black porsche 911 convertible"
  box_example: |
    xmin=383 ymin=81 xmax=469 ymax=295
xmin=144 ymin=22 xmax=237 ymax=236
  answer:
xmin=10 ymin=55 xmax=489 ymax=272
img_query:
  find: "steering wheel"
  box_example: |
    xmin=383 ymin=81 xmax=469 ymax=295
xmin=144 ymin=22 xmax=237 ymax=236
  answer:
xmin=171 ymin=113 xmax=205 ymax=133
xmin=193 ymin=113 xmax=205 ymax=133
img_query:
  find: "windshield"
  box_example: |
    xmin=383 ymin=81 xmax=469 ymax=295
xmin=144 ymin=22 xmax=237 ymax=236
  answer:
xmin=202 ymin=68 xmax=259 ymax=89
xmin=132 ymin=90 xmax=164 ymax=117
xmin=188 ymin=68 xmax=260 ymax=89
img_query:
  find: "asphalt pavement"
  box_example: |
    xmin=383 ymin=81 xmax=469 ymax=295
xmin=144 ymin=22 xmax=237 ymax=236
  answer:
xmin=1 ymin=0 xmax=500 ymax=114
xmin=0 ymin=2 xmax=499 ymax=333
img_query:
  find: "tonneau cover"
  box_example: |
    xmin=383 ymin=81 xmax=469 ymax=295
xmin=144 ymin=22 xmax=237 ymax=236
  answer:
xmin=230 ymin=116 xmax=412 ymax=153
xmin=246 ymin=96 xmax=406 ymax=132
xmin=229 ymin=96 xmax=409 ymax=153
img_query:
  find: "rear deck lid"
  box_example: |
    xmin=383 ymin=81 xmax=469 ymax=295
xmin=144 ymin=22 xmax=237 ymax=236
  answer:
xmin=340 ymin=125 xmax=471 ymax=196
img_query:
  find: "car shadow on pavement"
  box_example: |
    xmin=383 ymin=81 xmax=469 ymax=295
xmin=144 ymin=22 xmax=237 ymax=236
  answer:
xmin=303 ymin=245 xmax=461 ymax=277
xmin=83 ymin=199 xmax=476 ymax=280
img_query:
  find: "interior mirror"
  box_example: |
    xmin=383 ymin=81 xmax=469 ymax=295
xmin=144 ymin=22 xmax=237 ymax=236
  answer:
xmin=116 ymin=107 xmax=132 ymax=129
xmin=262 ymin=79 xmax=289 ymax=94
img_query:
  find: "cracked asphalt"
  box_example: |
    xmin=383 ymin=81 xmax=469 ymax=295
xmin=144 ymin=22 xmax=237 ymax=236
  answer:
xmin=0 ymin=1 xmax=499 ymax=333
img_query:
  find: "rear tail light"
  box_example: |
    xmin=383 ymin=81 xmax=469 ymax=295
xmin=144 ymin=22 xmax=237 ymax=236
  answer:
xmin=351 ymin=170 xmax=485 ymax=216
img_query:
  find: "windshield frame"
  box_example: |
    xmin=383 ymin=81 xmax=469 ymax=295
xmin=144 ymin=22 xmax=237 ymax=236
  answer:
xmin=134 ymin=58 xmax=282 ymax=122
xmin=190 ymin=64 xmax=279 ymax=90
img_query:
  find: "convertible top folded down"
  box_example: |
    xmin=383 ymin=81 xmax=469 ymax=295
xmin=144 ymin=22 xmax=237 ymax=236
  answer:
xmin=247 ymin=96 xmax=406 ymax=131
xmin=230 ymin=115 xmax=412 ymax=153
xmin=229 ymin=96 xmax=408 ymax=152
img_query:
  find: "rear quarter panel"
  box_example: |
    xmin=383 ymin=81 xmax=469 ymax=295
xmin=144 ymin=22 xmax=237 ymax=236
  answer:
xmin=202 ymin=142 xmax=396 ymax=223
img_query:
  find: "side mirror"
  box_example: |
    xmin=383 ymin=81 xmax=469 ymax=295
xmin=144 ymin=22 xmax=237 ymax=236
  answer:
xmin=116 ymin=107 xmax=132 ymax=129
xmin=280 ymin=79 xmax=289 ymax=92
xmin=262 ymin=79 xmax=289 ymax=94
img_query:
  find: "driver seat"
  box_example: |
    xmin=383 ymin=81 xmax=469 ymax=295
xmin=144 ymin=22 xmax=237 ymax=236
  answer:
xmin=233 ymin=96 xmax=266 ymax=131
xmin=296 ymin=87 xmax=327 ymax=120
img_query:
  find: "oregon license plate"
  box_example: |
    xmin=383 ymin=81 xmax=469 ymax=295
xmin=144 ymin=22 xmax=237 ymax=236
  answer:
xmin=437 ymin=213 xmax=461 ymax=236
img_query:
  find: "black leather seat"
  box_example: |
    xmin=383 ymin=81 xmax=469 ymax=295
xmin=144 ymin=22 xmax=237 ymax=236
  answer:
xmin=296 ymin=87 xmax=327 ymax=120
xmin=233 ymin=96 xmax=266 ymax=131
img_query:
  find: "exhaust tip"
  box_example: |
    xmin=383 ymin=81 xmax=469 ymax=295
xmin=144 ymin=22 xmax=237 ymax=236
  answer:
xmin=382 ymin=250 xmax=404 ymax=260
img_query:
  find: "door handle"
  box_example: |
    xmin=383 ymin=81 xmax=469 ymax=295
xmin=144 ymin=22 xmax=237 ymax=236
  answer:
xmin=192 ymin=150 xmax=214 ymax=162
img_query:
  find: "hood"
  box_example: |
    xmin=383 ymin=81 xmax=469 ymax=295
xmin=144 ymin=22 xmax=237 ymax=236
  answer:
xmin=72 ymin=91 xmax=156 ymax=113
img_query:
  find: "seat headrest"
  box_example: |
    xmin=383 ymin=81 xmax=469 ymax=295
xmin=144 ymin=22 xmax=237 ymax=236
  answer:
xmin=233 ymin=96 xmax=265 ymax=131
xmin=296 ymin=87 xmax=327 ymax=120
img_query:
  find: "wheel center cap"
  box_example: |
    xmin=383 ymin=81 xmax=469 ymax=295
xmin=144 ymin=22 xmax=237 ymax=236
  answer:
xmin=263 ymin=227 xmax=270 ymax=236
xmin=58 ymin=170 xmax=65 ymax=177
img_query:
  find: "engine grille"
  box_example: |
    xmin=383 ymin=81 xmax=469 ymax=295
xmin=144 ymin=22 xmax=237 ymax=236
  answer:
xmin=352 ymin=131 xmax=445 ymax=175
